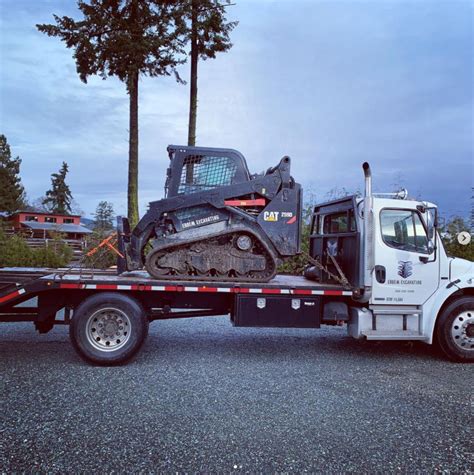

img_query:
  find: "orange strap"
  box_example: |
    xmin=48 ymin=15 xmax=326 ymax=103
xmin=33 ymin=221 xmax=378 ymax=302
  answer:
xmin=86 ymin=233 xmax=124 ymax=259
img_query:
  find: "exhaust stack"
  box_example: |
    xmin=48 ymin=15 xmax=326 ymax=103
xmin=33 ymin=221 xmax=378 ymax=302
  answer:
xmin=362 ymin=162 xmax=373 ymax=302
xmin=363 ymin=162 xmax=371 ymax=197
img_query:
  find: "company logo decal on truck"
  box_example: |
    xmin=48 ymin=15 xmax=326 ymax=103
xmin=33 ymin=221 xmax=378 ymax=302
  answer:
xmin=387 ymin=261 xmax=422 ymax=285
xmin=398 ymin=261 xmax=413 ymax=279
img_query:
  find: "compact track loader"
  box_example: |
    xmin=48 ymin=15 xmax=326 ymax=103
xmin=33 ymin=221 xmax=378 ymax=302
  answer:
xmin=117 ymin=145 xmax=302 ymax=282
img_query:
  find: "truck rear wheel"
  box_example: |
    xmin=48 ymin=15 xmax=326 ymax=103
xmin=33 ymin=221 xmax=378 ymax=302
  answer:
xmin=436 ymin=296 xmax=474 ymax=362
xmin=70 ymin=293 xmax=149 ymax=365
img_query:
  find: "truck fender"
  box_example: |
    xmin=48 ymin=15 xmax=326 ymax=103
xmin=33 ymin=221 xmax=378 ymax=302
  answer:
xmin=422 ymin=278 xmax=474 ymax=344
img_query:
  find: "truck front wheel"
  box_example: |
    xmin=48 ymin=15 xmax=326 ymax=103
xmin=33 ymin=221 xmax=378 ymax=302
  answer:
xmin=70 ymin=292 xmax=149 ymax=365
xmin=436 ymin=296 xmax=474 ymax=362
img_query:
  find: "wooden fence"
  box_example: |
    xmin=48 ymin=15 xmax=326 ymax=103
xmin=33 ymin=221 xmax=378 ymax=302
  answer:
xmin=2 ymin=228 xmax=87 ymax=263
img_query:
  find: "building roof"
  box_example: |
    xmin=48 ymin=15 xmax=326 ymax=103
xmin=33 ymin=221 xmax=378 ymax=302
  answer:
xmin=20 ymin=221 xmax=93 ymax=234
xmin=12 ymin=210 xmax=81 ymax=218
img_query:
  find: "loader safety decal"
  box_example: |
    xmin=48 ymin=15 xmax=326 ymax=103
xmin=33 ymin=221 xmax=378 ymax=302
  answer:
xmin=57 ymin=282 xmax=352 ymax=296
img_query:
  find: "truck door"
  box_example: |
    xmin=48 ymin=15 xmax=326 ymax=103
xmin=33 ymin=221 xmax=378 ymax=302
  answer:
xmin=371 ymin=202 xmax=440 ymax=305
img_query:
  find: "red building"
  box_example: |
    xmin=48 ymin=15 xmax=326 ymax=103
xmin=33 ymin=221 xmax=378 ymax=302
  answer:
xmin=6 ymin=211 xmax=92 ymax=240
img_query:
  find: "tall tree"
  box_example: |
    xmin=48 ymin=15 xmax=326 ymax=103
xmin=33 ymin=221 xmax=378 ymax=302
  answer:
xmin=0 ymin=134 xmax=26 ymax=214
xmin=43 ymin=162 xmax=73 ymax=215
xmin=94 ymin=200 xmax=115 ymax=230
xmin=37 ymin=1 xmax=187 ymax=227
xmin=185 ymin=0 xmax=237 ymax=146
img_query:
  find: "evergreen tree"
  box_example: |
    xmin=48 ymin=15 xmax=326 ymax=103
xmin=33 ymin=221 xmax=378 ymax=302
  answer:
xmin=471 ymin=188 xmax=473 ymax=233
xmin=94 ymin=200 xmax=115 ymax=230
xmin=0 ymin=134 xmax=26 ymax=213
xmin=43 ymin=162 xmax=73 ymax=215
xmin=440 ymin=216 xmax=474 ymax=261
xmin=37 ymin=1 xmax=187 ymax=227
xmin=185 ymin=0 xmax=237 ymax=146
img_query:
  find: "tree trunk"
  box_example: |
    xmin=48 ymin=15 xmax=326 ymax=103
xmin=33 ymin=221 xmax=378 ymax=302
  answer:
xmin=187 ymin=0 xmax=198 ymax=147
xmin=128 ymin=70 xmax=139 ymax=228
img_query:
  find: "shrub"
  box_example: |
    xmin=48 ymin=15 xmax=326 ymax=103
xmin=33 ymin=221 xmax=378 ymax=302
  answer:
xmin=0 ymin=228 xmax=72 ymax=267
xmin=0 ymin=231 xmax=34 ymax=267
xmin=278 ymin=205 xmax=312 ymax=275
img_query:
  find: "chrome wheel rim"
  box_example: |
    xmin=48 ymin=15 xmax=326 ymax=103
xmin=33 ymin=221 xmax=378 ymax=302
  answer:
xmin=451 ymin=310 xmax=474 ymax=351
xmin=86 ymin=307 xmax=131 ymax=352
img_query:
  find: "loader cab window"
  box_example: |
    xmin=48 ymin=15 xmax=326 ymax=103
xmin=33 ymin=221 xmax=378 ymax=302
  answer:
xmin=380 ymin=209 xmax=429 ymax=253
xmin=178 ymin=154 xmax=238 ymax=195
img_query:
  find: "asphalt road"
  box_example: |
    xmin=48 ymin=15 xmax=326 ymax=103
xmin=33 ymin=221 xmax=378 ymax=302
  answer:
xmin=1 ymin=317 xmax=472 ymax=473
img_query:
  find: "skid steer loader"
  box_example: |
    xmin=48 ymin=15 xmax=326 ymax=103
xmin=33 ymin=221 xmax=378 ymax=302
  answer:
xmin=117 ymin=145 xmax=302 ymax=282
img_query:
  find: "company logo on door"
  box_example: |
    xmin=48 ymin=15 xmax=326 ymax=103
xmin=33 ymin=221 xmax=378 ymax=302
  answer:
xmin=387 ymin=261 xmax=422 ymax=285
xmin=398 ymin=261 xmax=413 ymax=278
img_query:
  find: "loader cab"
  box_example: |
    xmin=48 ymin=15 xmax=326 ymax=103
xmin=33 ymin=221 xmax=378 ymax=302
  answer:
xmin=165 ymin=145 xmax=251 ymax=197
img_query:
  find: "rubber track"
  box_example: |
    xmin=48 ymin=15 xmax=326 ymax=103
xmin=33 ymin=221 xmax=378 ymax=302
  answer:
xmin=145 ymin=232 xmax=277 ymax=283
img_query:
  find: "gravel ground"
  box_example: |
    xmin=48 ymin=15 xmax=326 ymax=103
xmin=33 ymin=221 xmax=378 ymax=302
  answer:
xmin=0 ymin=317 xmax=472 ymax=473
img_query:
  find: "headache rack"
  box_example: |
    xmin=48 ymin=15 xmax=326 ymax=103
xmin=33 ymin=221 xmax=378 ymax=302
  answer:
xmin=306 ymin=196 xmax=362 ymax=289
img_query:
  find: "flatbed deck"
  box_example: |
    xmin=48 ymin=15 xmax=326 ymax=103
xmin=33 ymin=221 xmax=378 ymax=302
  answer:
xmin=53 ymin=271 xmax=351 ymax=294
xmin=0 ymin=268 xmax=352 ymax=308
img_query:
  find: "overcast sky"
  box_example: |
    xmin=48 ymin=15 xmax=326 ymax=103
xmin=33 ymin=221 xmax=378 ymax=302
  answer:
xmin=0 ymin=0 xmax=472 ymax=220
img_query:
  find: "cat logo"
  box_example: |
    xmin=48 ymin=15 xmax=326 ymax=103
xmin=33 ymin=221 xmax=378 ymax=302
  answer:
xmin=263 ymin=211 xmax=279 ymax=222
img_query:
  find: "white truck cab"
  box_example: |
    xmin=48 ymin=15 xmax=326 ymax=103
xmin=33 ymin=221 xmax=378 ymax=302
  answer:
xmin=306 ymin=163 xmax=473 ymax=361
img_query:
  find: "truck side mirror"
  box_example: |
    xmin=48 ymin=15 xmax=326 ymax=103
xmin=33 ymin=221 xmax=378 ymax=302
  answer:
xmin=425 ymin=207 xmax=437 ymax=240
xmin=419 ymin=238 xmax=435 ymax=263
xmin=427 ymin=239 xmax=435 ymax=254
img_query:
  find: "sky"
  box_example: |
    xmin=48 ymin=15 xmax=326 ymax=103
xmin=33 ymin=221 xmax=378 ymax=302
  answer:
xmin=0 ymin=0 xmax=472 ymax=220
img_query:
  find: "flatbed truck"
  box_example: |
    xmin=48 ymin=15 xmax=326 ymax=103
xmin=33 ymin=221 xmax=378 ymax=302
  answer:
xmin=0 ymin=163 xmax=472 ymax=364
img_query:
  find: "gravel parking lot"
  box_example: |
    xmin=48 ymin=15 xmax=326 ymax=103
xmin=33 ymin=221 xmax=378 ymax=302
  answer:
xmin=1 ymin=316 xmax=471 ymax=473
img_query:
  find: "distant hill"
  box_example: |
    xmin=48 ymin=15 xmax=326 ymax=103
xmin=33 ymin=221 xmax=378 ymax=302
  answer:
xmin=80 ymin=217 xmax=95 ymax=229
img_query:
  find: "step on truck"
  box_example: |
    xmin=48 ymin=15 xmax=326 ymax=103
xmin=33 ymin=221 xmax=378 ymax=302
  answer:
xmin=0 ymin=159 xmax=472 ymax=364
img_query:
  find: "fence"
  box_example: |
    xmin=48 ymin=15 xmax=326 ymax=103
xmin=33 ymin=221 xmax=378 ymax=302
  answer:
xmin=3 ymin=227 xmax=87 ymax=263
